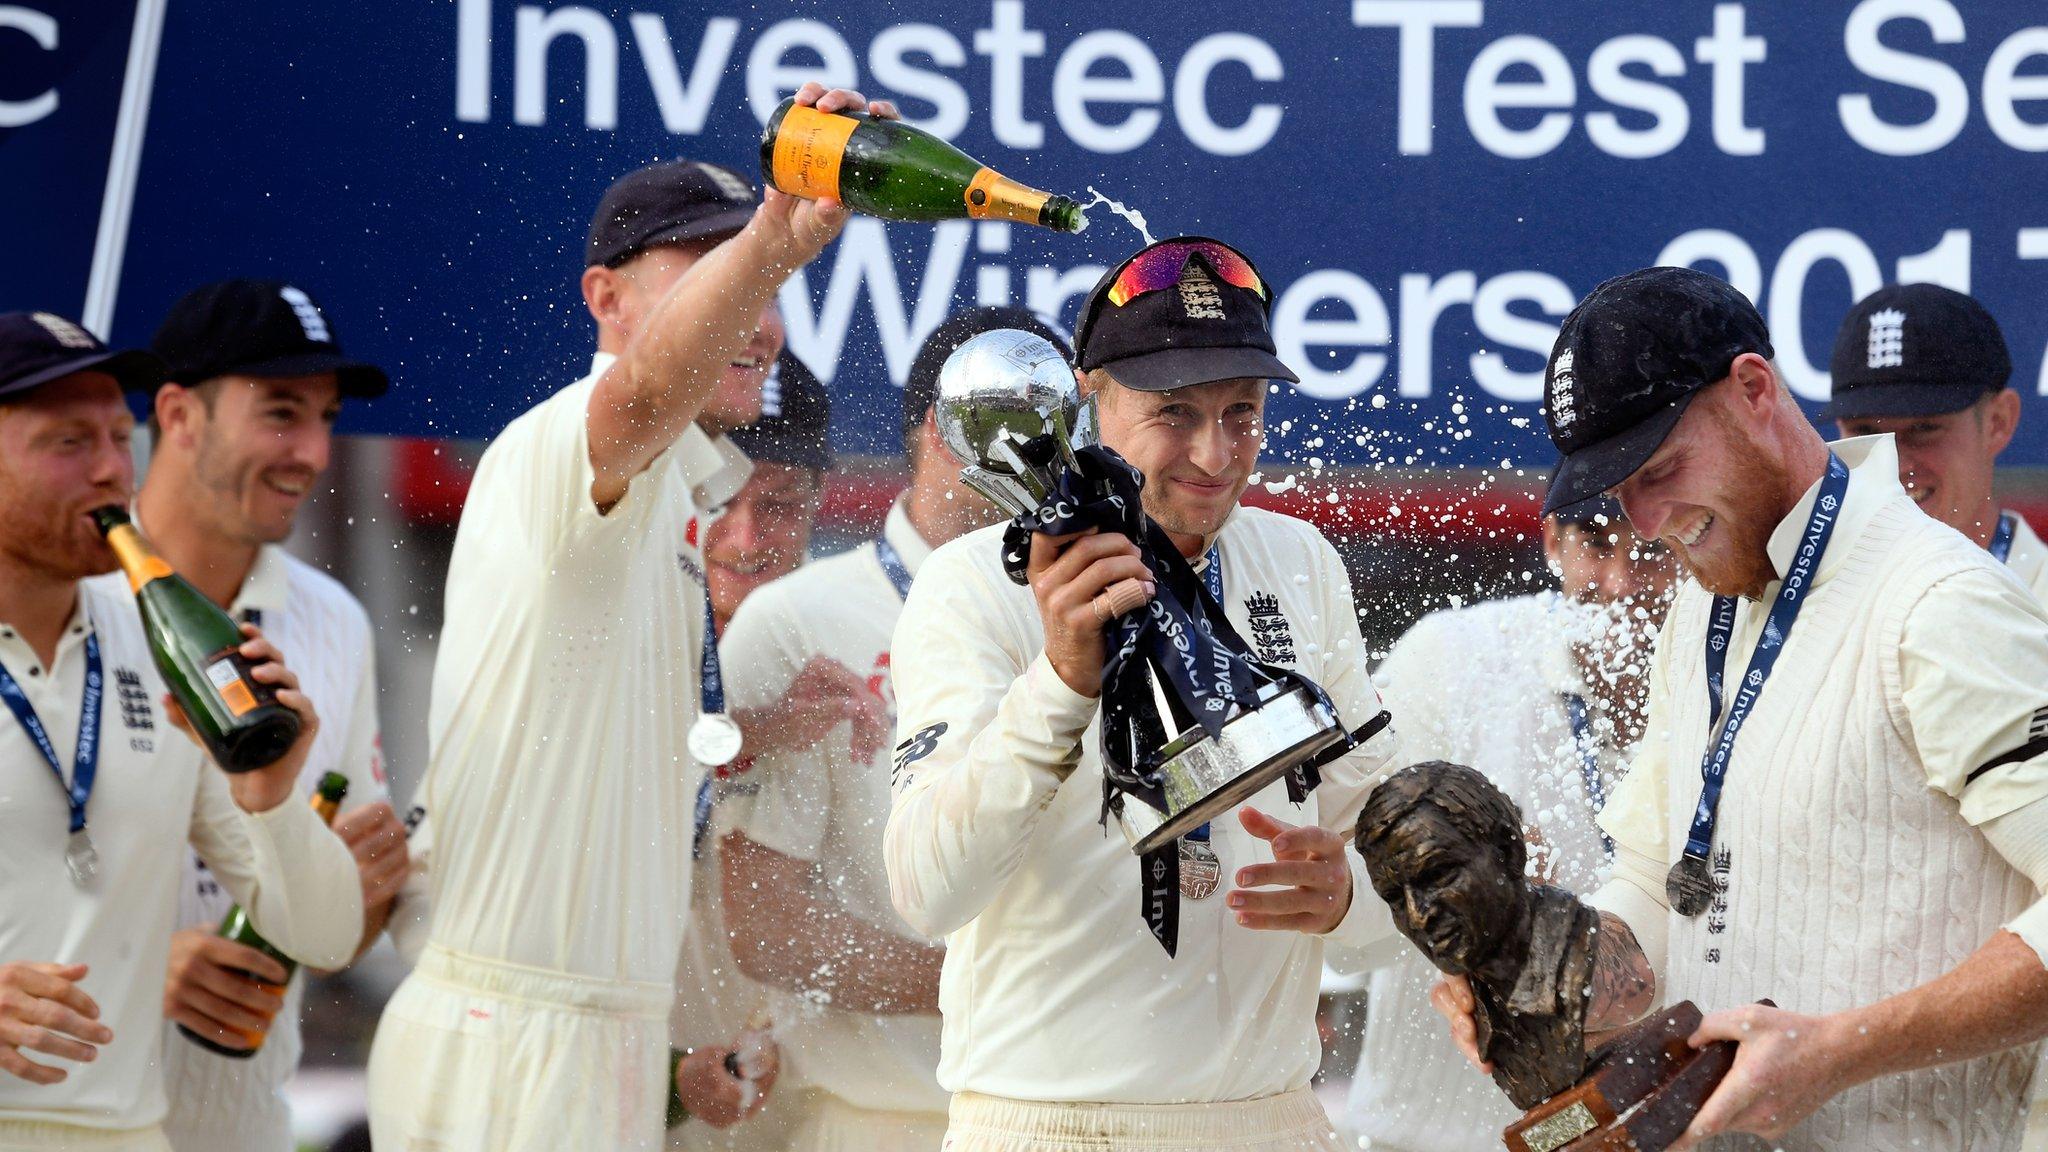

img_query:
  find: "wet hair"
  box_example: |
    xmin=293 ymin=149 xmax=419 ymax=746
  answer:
xmin=1356 ymin=761 xmax=1527 ymax=883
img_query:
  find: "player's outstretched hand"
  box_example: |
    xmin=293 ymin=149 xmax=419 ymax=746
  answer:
xmin=1228 ymin=807 xmax=1354 ymax=935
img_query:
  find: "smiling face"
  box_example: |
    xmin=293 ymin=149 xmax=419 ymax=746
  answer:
xmin=159 ymin=373 xmax=342 ymax=547
xmin=703 ymin=460 xmax=823 ymax=630
xmin=0 ymin=374 xmax=136 ymax=581
xmin=1087 ymin=373 xmax=1265 ymax=556
xmin=1611 ymin=379 xmax=1795 ymax=599
xmin=1836 ymin=389 xmax=2017 ymax=543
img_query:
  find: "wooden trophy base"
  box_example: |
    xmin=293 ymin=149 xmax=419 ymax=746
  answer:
xmin=1501 ymin=1000 xmax=1761 ymax=1152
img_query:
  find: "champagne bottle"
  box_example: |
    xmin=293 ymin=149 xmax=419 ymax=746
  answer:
xmin=179 ymin=771 xmax=350 ymax=1058
xmin=761 ymin=97 xmax=1085 ymax=233
xmin=92 ymin=507 xmax=299 ymax=772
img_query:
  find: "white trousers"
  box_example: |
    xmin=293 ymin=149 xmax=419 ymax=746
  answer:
xmin=940 ymin=1089 xmax=1342 ymax=1152
xmin=366 ymin=944 xmax=672 ymax=1152
xmin=0 ymin=1122 xmax=171 ymax=1152
xmin=791 ymin=1093 xmax=949 ymax=1152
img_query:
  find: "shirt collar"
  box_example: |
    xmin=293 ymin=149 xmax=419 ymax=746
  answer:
xmin=588 ymin=351 xmax=755 ymax=512
xmin=1762 ymin=434 xmax=1898 ymax=593
xmin=1538 ymin=592 xmax=1591 ymax=698
xmin=0 ymin=593 xmax=93 ymax=677
xmin=882 ymin=497 xmax=934 ymax=578
xmin=229 ymin=546 xmax=291 ymax=622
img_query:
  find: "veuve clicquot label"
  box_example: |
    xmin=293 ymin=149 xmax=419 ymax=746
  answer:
xmin=760 ymin=98 xmax=1085 ymax=233
xmin=180 ymin=772 xmax=350 ymax=1059
xmin=91 ymin=507 xmax=300 ymax=772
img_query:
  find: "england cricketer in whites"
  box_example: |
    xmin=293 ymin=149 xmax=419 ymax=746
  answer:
xmin=885 ymin=239 xmax=1402 ymax=1152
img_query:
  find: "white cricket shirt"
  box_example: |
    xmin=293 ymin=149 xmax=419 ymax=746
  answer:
xmin=0 ymin=579 xmax=363 ymax=1132
xmin=411 ymin=353 xmax=749 ymax=987
xmin=2007 ymin=512 xmax=2046 ymax=601
xmin=1345 ymin=592 xmax=1631 ymax=1152
xmin=1594 ymin=436 xmax=2048 ymax=1150
xmin=885 ymin=505 xmax=1400 ymax=1104
xmin=725 ymin=498 xmax=949 ymax=1117
xmin=101 ymin=544 xmax=389 ymax=1152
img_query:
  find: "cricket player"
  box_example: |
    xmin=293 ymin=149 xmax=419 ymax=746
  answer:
xmin=1345 ymin=497 xmax=1675 ymax=1151
xmin=885 ymin=240 xmax=1402 ymax=1151
xmin=1431 ymin=267 xmax=2048 ymax=1150
xmin=365 ymin=84 xmax=895 ymax=1152
xmin=113 ymin=280 xmax=405 ymax=1152
xmin=1825 ymin=284 xmax=2042 ymax=599
xmin=718 ymin=308 xmax=1071 ymax=1151
xmin=668 ymin=353 xmax=834 ymax=1149
xmin=0 ymin=312 xmax=361 ymax=1151
xmin=1826 ymin=284 xmax=2048 ymax=1151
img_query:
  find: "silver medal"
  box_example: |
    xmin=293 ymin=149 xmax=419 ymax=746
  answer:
xmin=1665 ymin=854 xmax=1714 ymax=918
xmin=1178 ymin=838 xmax=1222 ymax=901
xmin=688 ymin=713 xmax=744 ymax=767
xmin=65 ymin=829 xmax=99 ymax=887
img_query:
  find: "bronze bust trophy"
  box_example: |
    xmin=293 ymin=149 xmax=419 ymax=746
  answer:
xmin=1356 ymin=761 xmax=1598 ymax=1108
xmin=1358 ymin=762 xmax=1748 ymax=1152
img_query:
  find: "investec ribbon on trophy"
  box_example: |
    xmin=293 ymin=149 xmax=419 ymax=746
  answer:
xmin=934 ymin=329 xmax=1361 ymax=955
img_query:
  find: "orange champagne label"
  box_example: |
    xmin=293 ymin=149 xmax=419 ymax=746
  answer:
xmin=206 ymin=655 xmax=261 ymax=717
xmin=770 ymin=105 xmax=859 ymax=201
xmin=104 ymin=525 xmax=174 ymax=592
xmin=964 ymin=168 xmax=1052 ymax=227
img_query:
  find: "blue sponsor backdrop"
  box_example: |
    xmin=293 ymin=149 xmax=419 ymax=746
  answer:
xmin=9 ymin=1 xmax=2047 ymax=465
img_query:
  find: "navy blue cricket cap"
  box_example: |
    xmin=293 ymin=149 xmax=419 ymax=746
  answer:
xmin=1821 ymin=284 xmax=2011 ymax=421
xmin=1074 ymin=236 xmax=1296 ymax=392
xmin=902 ymin=306 xmax=1072 ymax=453
xmin=0 ymin=311 xmax=165 ymax=400
xmin=586 ymin=159 xmax=758 ymax=268
xmin=1542 ymin=267 xmax=1773 ymax=515
xmin=728 ymin=351 xmax=832 ymax=473
xmin=152 ymin=279 xmax=389 ymax=398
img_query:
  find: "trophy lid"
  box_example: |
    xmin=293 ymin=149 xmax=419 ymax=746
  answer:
xmin=934 ymin=329 xmax=1083 ymax=476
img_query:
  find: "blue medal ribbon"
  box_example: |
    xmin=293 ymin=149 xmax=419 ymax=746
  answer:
xmin=1990 ymin=510 xmax=2018 ymax=566
xmin=1670 ymin=452 xmax=1851 ymax=915
xmin=1560 ymin=693 xmax=1614 ymax=859
xmin=691 ymin=590 xmax=725 ymax=858
xmin=875 ymin=536 xmax=915 ymax=602
xmin=0 ymin=635 xmax=104 ymax=842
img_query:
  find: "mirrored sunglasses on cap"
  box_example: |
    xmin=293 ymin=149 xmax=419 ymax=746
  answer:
xmin=1104 ymin=240 xmax=1267 ymax=307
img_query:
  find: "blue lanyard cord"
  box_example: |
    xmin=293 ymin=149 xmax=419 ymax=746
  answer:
xmin=1186 ymin=545 xmax=1223 ymax=844
xmin=692 ymin=590 xmax=723 ymax=858
xmin=0 ymin=635 xmax=103 ymax=835
xmin=1990 ymin=511 xmax=2018 ymax=566
xmin=1685 ymin=452 xmax=1851 ymax=863
xmin=875 ymin=537 xmax=914 ymax=601
xmin=1561 ymin=693 xmax=1615 ymax=858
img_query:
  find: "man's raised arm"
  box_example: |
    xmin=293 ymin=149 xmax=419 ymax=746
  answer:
xmin=585 ymin=84 xmax=892 ymax=509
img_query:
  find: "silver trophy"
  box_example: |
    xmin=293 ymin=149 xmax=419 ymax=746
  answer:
xmin=934 ymin=330 xmax=1347 ymax=862
xmin=935 ymin=329 xmax=1090 ymax=518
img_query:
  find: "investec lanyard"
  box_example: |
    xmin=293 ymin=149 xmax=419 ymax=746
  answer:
xmin=690 ymin=590 xmax=730 ymax=859
xmin=1560 ymin=693 xmax=1614 ymax=859
xmin=1990 ymin=511 xmax=2018 ymax=565
xmin=0 ymin=635 xmax=105 ymax=887
xmin=1183 ymin=545 xmax=1225 ymax=852
xmin=1667 ymin=452 xmax=1850 ymax=917
xmin=875 ymin=536 xmax=914 ymax=601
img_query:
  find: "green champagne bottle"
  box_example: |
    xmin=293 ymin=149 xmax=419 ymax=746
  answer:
xmin=760 ymin=97 xmax=1086 ymax=233
xmin=178 ymin=772 xmax=349 ymax=1058
xmin=92 ymin=507 xmax=300 ymax=772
